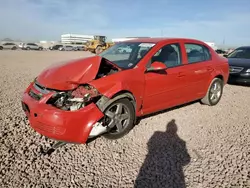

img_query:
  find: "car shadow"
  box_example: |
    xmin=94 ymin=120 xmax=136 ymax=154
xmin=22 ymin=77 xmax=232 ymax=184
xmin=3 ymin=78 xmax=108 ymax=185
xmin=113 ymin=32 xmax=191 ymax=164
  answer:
xmin=134 ymin=119 xmax=191 ymax=188
xmin=86 ymin=100 xmax=199 ymax=145
xmin=227 ymin=81 xmax=250 ymax=87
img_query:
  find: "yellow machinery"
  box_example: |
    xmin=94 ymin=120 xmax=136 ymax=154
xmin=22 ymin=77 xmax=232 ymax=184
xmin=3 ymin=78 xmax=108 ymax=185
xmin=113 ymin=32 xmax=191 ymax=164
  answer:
xmin=85 ymin=35 xmax=114 ymax=54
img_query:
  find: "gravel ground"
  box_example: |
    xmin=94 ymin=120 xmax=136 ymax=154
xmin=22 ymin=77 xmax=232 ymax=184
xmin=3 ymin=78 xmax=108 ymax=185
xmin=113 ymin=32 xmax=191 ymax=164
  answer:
xmin=0 ymin=50 xmax=250 ymax=188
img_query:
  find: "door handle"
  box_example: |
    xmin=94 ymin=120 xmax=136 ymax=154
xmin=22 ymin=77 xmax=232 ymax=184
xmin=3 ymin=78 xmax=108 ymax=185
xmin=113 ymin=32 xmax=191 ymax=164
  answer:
xmin=178 ymin=72 xmax=185 ymax=77
xmin=207 ymin=67 xmax=213 ymax=71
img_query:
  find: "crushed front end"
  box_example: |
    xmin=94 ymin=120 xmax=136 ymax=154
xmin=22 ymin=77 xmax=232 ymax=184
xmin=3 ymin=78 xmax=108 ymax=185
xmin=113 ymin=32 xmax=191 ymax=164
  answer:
xmin=21 ymin=80 xmax=106 ymax=144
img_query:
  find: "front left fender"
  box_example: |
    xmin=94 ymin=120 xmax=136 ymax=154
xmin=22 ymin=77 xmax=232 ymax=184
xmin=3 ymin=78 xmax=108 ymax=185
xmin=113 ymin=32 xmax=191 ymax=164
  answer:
xmin=91 ymin=81 xmax=143 ymax=115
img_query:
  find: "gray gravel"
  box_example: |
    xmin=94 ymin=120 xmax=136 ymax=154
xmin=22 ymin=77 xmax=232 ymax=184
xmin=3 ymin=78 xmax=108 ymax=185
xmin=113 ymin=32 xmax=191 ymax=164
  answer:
xmin=0 ymin=51 xmax=250 ymax=188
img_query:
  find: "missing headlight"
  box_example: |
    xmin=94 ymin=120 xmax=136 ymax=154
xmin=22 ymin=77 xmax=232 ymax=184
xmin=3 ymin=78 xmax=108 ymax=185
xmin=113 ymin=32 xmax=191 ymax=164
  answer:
xmin=47 ymin=84 xmax=101 ymax=111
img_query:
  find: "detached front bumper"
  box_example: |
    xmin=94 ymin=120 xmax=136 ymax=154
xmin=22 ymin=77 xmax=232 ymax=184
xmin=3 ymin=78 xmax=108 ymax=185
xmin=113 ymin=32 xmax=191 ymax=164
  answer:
xmin=21 ymin=84 xmax=104 ymax=144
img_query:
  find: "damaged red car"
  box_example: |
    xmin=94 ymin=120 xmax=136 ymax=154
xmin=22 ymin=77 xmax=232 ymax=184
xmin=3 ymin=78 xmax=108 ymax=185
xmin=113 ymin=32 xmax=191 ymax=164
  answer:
xmin=21 ymin=38 xmax=229 ymax=145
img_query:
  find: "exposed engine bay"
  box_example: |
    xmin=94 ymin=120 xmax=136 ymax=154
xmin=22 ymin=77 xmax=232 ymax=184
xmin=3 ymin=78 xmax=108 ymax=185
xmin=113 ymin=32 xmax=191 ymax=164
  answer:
xmin=95 ymin=57 xmax=120 ymax=79
xmin=46 ymin=84 xmax=101 ymax=111
xmin=46 ymin=58 xmax=120 ymax=111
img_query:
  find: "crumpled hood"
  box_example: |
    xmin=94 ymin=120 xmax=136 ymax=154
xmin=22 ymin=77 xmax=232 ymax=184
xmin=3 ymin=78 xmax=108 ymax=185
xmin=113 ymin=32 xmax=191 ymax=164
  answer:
xmin=36 ymin=56 xmax=102 ymax=90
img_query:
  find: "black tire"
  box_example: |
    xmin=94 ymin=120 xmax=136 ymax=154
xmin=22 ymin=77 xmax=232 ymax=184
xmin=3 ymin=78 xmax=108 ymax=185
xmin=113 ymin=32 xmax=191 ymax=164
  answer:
xmin=95 ymin=46 xmax=103 ymax=54
xmin=201 ymin=78 xmax=223 ymax=106
xmin=12 ymin=46 xmax=17 ymax=50
xmin=102 ymin=98 xmax=135 ymax=140
xmin=0 ymin=46 xmax=3 ymax=50
xmin=26 ymin=47 xmax=30 ymax=50
xmin=39 ymin=47 xmax=43 ymax=51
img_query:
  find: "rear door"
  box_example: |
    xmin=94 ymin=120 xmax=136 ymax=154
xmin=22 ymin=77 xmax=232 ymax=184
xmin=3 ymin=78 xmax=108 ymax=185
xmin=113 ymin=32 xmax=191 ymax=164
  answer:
xmin=181 ymin=43 xmax=214 ymax=101
xmin=29 ymin=43 xmax=37 ymax=50
xmin=8 ymin=43 xmax=15 ymax=49
xmin=33 ymin=44 xmax=39 ymax=50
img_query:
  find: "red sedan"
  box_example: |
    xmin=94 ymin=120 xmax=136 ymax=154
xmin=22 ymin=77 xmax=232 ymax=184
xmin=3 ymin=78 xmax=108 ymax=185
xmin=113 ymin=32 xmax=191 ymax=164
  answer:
xmin=21 ymin=38 xmax=229 ymax=144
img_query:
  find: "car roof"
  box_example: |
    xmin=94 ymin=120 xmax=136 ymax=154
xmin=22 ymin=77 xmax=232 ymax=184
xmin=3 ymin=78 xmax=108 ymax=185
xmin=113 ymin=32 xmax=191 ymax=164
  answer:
xmin=122 ymin=37 xmax=204 ymax=44
xmin=236 ymin=46 xmax=250 ymax=49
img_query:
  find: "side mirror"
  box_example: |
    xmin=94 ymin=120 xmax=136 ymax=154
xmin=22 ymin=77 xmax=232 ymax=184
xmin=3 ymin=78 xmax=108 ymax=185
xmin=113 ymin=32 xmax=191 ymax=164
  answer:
xmin=146 ymin=61 xmax=167 ymax=72
xmin=223 ymin=54 xmax=228 ymax=58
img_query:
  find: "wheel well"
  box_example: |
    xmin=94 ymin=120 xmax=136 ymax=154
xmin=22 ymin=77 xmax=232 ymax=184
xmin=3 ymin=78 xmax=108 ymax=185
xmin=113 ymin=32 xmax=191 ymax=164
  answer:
xmin=215 ymin=75 xmax=224 ymax=82
xmin=111 ymin=90 xmax=136 ymax=109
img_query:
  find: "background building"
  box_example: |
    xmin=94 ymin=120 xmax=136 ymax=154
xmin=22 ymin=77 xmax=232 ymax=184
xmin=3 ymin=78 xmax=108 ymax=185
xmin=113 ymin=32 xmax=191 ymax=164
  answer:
xmin=61 ymin=34 xmax=94 ymax=45
xmin=112 ymin=37 xmax=150 ymax=43
xmin=204 ymin=42 xmax=218 ymax=50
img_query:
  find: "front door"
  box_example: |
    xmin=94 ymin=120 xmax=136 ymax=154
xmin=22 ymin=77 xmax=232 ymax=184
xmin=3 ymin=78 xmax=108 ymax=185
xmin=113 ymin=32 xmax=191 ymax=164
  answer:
xmin=142 ymin=43 xmax=188 ymax=115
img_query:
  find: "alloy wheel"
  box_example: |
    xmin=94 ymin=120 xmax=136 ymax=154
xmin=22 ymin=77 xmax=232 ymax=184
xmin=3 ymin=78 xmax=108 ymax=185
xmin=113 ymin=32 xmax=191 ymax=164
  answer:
xmin=209 ymin=81 xmax=222 ymax=103
xmin=104 ymin=103 xmax=130 ymax=134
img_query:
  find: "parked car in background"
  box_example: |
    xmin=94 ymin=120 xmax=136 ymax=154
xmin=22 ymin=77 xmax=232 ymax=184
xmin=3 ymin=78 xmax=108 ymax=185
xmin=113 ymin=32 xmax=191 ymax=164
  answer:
xmin=21 ymin=43 xmax=43 ymax=50
xmin=226 ymin=48 xmax=235 ymax=55
xmin=21 ymin=37 xmax=229 ymax=145
xmin=73 ymin=46 xmax=86 ymax=51
xmin=49 ymin=44 xmax=63 ymax=50
xmin=116 ymin=46 xmax=132 ymax=53
xmin=216 ymin=49 xmax=226 ymax=56
xmin=0 ymin=42 xmax=17 ymax=50
xmin=18 ymin=43 xmax=24 ymax=49
xmin=59 ymin=45 xmax=74 ymax=51
xmin=224 ymin=46 xmax=250 ymax=84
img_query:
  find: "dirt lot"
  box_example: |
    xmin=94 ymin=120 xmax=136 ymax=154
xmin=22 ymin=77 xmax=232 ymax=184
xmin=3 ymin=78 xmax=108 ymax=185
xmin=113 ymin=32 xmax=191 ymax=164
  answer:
xmin=0 ymin=50 xmax=249 ymax=188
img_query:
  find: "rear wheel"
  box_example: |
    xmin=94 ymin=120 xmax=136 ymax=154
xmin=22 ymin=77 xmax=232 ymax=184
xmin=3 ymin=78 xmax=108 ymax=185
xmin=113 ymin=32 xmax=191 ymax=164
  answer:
xmin=102 ymin=98 xmax=135 ymax=140
xmin=12 ymin=46 xmax=17 ymax=50
xmin=201 ymin=78 xmax=223 ymax=106
xmin=0 ymin=46 xmax=3 ymax=50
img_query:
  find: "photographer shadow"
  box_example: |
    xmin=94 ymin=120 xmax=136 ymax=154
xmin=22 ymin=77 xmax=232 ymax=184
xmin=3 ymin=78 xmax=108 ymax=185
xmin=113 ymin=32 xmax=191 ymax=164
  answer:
xmin=134 ymin=119 xmax=191 ymax=188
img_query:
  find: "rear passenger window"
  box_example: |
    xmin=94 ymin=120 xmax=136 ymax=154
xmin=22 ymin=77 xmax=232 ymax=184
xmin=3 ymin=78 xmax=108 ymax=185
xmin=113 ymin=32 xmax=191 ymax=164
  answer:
xmin=185 ymin=43 xmax=211 ymax=63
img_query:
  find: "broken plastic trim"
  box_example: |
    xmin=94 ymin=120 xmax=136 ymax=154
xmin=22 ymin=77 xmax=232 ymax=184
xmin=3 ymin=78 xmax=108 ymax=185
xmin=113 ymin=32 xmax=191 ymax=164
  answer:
xmin=86 ymin=92 xmax=137 ymax=140
xmin=95 ymin=92 xmax=136 ymax=112
xmin=88 ymin=122 xmax=107 ymax=138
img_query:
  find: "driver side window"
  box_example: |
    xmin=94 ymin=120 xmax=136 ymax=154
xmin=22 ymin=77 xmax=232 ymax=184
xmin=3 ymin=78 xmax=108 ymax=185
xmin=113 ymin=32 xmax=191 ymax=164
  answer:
xmin=151 ymin=43 xmax=182 ymax=68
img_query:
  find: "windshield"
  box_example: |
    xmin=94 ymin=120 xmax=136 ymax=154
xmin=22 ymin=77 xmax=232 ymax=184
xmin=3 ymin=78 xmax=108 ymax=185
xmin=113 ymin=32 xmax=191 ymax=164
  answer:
xmin=94 ymin=36 xmax=106 ymax=42
xmin=98 ymin=42 xmax=156 ymax=69
xmin=227 ymin=48 xmax=250 ymax=59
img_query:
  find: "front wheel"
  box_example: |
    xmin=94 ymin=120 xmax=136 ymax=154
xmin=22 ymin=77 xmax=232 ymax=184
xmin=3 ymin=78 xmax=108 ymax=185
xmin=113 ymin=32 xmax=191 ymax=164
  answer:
xmin=102 ymin=98 xmax=135 ymax=140
xmin=201 ymin=78 xmax=223 ymax=106
xmin=95 ymin=46 xmax=103 ymax=54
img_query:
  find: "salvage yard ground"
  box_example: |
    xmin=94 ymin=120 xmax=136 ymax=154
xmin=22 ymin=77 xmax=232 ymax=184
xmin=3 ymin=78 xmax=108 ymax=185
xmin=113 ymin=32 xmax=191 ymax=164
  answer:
xmin=0 ymin=51 xmax=250 ymax=187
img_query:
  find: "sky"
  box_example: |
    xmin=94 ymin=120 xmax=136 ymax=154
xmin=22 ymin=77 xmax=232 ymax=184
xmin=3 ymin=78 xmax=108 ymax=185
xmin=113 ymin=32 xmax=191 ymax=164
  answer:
xmin=0 ymin=0 xmax=250 ymax=46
